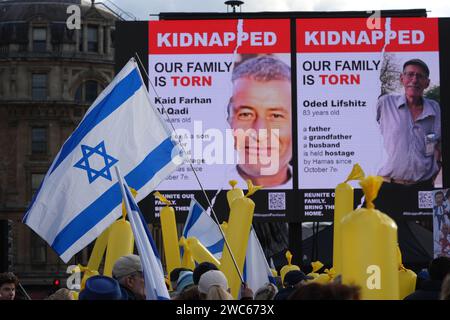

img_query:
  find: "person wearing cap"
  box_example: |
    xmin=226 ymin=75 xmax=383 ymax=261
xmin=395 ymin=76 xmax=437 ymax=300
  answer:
xmin=197 ymin=270 xmax=233 ymax=300
xmin=79 ymin=275 xmax=128 ymax=300
xmin=376 ymin=58 xmax=441 ymax=189
xmin=112 ymin=254 xmax=146 ymax=300
xmin=169 ymin=267 xmax=192 ymax=292
xmin=175 ymin=271 xmax=195 ymax=294
xmin=273 ymin=270 xmax=312 ymax=300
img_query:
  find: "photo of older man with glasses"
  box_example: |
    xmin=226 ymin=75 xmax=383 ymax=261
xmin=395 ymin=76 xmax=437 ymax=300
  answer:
xmin=376 ymin=58 xmax=441 ymax=189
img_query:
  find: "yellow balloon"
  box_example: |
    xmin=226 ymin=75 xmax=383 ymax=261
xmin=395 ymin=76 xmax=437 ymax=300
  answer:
xmin=308 ymin=261 xmax=324 ymax=278
xmin=81 ymin=269 xmax=99 ymax=290
xmin=280 ymin=265 xmax=300 ymax=285
xmin=308 ymin=272 xmax=320 ymax=279
xmin=226 ymin=180 xmax=245 ymax=207
xmin=397 ymin=246 xmax=417 ymax=299
xmin=179 ymin=237 xmax=196 ymax=270
xmin=333 ymin=182 xmax=353 ymax=275
xmin=270 ymin=268 xmax=278 ymax=277
xmin=334 ymin=164 xmax=365 ymax=275
xmin=186 ymin=237 xmax=220 ymax=267
xmin=398 ymin=268 xmax=417 ymax=299
xmin=312 ymin=273 xmax=331 ymax=284
xmin=71 ymin=291 xmax=79 ymax=300
xmin=220 ymin=196 xmax=255 ymax=299
xmin=160 ymin=205 xmax=182 ymax=280
xmin=341 ymin=207 xmax=399 ymax=299
xmin=341 ymin=177 xmax=399 ymax=300
xmin=279 ymin=251 xmax=300 ymax=285
xmin=220 ymin=222 xmax=228 ymax=237
xmin=311 ymin=261 xmax=324 ymax=273
xmin=86 ymin=226 xmax=110 ymax=272
xmin=103 ymin=219 xmax=134 ymax=276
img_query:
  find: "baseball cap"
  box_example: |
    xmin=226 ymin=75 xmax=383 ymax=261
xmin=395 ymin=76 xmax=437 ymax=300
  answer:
xmin=283 ymin=270 xmax=312 ymax=287
xmin=198 ymin=270 xmax=228 ymax=294
xmin=112 ymin=254 xmax=143 ymax=279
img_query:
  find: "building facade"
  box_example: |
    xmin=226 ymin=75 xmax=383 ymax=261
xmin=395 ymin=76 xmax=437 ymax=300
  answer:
xmin=0 ymin=0 xmax=117 ymax=297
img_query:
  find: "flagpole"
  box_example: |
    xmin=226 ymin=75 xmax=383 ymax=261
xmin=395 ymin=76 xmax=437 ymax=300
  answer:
xmin=18 ymin=282 xmax=31 ymax=300
xmin=114 ymin=166 xmax=158 ymax=300
xmin=134 ymin=53 xmax=245 ymax=285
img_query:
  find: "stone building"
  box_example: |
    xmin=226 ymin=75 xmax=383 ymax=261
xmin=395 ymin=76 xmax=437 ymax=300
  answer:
xmin=0 ymin=0 xmax=117 ymax=297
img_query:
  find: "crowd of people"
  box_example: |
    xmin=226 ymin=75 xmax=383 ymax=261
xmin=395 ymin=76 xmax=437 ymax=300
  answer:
xmin=1 ymin=255 xmax=450 ymax=301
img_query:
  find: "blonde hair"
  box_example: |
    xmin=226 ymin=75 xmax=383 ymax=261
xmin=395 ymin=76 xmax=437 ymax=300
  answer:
xmin=254 ymin=282 xmax=278 ymax=300
xmin=46 ymin=288 xmax=75 ymax=300
xmin=206 ymin=285 xmax=233 ymax=300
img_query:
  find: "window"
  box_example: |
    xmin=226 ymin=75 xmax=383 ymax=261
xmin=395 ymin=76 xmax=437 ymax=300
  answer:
xmin=87 ymin=25 xmax=98 ymax=52
xmin=75 ymin=80 xmax=101 ymax=103
xmin=32 ymin=73 xmax=47 ymax=100
xmin=30 ymin=230 xmax=47 ymax=264
xmin=32 ymin=27 xmax=46 ymax=52
xmin=31 ymin=127 xmax=47 ymax=154
xmin=85 ymin=80 xmax=99 ymax=102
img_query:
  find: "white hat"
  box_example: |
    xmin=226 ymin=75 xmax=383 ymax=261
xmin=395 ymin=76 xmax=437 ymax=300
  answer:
xmin=112 ymin=254 xmax=142 ymax=279
xmin=198 ymin=270 xmax=228 ymax=294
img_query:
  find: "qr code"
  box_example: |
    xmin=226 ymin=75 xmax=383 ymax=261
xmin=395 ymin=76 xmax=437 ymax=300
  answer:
xmin=268 ymin=192 xmax=286 ymax=210
xmin=418 ymin=191 xmax=433 ymax=209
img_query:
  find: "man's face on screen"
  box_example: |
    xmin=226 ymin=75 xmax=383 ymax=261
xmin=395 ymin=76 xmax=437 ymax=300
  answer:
xmin=436 ymin=193 xmax=444 ymax=206
xmin=400 ymin=64 xmax=430 ymax=100
xmin=228 ymin=77 xmax=292 ymax=178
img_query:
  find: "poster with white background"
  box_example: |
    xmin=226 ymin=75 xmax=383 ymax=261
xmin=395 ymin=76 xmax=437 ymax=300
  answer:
xmin=296 ymin=18 xmax=440 ymax=189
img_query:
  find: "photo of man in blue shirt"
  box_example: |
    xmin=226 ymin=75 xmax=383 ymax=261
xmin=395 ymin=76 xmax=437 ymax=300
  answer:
xmin=376 ymin=58 xmax=441 ymax=189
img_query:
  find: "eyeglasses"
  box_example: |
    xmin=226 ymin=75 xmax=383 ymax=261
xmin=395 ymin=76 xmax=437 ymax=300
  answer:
xmin=403 ymin=72 xmax=428 ymax=81
xmin=130 ymin=271 xmax=144 ymax=278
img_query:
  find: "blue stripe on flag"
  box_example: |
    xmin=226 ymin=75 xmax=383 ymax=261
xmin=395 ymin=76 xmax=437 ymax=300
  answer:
xmin=243 ymin=261 xmax=247 ymax=282
xmin=50 ymin=68 xmax=142 ymax=175
xmin=183 ymin=202 xmax=204 ymax=238
xmin=51 ymin=137 xmax=175 ymax=255
xmin=140 ymin=209 xmax=162 ymax=261
xmin=268 ymin=275 xmax=276 ymax=285
xmin=128 ymin=187 xmax=162 ymax=261
xmin=207 ymin=238 xmax=224 ymax=255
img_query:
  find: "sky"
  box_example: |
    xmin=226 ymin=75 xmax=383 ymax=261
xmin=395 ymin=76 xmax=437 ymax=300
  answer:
xmin=103 ymin=0 xmax=450 ymax=20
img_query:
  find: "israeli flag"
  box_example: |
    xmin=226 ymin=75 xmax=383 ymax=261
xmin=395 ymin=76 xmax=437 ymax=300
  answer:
xmin=119 ymin=176 xmax=170 ymax=300
xmin=183 ymin=199 xmax=275 ymax=292
xmin=183 ymin=199 xmax=224 ymax=259
xmin=23 ymin=58 xmax=182 ymax=263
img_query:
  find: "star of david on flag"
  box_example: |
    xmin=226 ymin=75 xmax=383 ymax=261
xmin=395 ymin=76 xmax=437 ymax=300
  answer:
xmin=74 ymin=141 xmax=119 ymax=184
xmin=23 ymin=58 xmax=183 ymax=263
